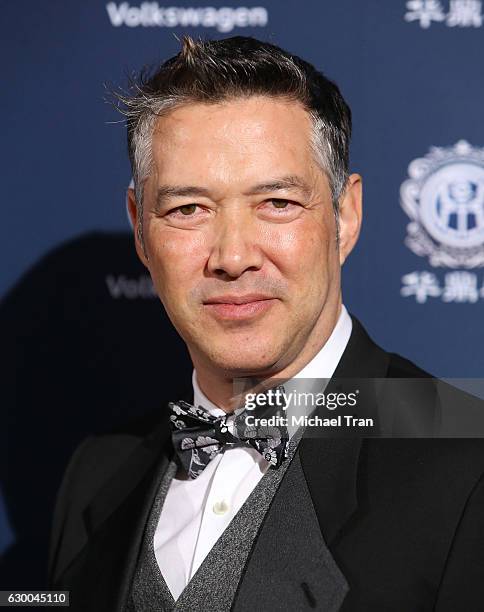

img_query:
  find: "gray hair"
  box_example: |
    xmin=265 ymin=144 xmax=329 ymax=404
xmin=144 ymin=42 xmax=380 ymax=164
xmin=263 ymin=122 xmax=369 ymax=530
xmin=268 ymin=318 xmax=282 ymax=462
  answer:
xmin=114 ymin=36 xmax=352 ymax=249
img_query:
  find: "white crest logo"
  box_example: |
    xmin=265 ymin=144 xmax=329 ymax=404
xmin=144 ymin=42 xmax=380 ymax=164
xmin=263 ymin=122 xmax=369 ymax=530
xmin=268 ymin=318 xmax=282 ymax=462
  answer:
xmin=400 ymin=140 xmax=484 ymax=268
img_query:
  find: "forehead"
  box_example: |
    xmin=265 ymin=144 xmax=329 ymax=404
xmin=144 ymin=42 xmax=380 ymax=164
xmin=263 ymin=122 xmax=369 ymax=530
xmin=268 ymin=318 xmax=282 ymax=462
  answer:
xmin=150 ymin=97 xmax=318 ymax=186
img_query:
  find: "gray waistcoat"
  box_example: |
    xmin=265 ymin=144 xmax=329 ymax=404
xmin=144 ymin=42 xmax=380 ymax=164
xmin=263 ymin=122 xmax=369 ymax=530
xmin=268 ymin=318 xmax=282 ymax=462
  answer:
xmin=127 ymin=436 xmax=301 ymax=612
xmin=126 ymin=434 xmax=348 ymax=612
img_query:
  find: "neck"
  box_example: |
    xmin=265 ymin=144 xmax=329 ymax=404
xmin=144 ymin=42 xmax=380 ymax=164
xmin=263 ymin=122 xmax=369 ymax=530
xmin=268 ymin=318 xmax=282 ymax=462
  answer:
xmin=193 ymin=299 xmax=343 ymax=413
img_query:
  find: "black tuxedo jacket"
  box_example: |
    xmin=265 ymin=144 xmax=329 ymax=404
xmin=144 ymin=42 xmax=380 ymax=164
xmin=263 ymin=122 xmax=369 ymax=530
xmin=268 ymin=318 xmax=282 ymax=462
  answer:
xmin=48 ymin=317 xmax=484 ymax=611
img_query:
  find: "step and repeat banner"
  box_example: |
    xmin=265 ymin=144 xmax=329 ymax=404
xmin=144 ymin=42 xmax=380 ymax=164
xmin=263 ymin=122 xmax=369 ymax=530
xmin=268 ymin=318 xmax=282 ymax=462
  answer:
xmin=2 ymin=0 xmax=484 ymax=589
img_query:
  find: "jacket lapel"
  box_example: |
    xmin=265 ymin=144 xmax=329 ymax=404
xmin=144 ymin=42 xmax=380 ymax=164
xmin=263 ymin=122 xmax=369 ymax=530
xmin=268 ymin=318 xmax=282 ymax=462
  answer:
xmin=299 ymin=315 xmax=390 ymax=545
xmin=235 ymin=316 xmax=391 ymax=610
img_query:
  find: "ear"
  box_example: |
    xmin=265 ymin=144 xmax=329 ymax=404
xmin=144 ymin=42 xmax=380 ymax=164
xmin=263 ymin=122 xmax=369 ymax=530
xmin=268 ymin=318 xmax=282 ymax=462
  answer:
xmin=127 ymin=188 xmax=149 ymax=268
xmin=337 ymin=173 xmax=362 ymax=266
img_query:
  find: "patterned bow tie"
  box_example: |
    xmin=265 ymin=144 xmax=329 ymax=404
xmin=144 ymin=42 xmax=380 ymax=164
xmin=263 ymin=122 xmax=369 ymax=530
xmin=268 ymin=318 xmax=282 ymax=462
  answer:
xmin=169 ymin=393 xmax=289 ymax=479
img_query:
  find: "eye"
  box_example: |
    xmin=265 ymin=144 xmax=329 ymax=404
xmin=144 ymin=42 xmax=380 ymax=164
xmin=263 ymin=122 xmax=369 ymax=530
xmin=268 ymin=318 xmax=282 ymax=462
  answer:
xmin=269 ymin=199 xmax=291 ymax=209
xmin=258 ymin=198 xmax=302 ymax=222
xmin=177 ymin=204 xmax=198 ymax=215
xmin=163 ymin=203 xmax=210 ymax=225
xmin=262 ymin=199 xmax=301 ymax=213
xmin=165 ymin=203 xmax=205 ymax=218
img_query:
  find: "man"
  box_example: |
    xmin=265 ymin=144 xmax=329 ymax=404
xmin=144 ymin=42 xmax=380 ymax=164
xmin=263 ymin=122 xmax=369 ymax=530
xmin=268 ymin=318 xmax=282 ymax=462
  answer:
xmin=48 ymin=36 xmax=484 ymax=611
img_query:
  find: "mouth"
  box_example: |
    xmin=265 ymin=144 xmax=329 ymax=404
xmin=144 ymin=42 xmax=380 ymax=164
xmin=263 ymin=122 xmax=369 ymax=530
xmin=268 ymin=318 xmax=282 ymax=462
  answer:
xmin=203 ymin=294 xmax=278 ymax=321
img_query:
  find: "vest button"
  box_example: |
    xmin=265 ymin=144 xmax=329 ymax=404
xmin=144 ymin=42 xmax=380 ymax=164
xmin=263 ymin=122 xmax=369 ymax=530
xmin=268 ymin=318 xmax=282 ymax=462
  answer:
xmin=212 ymin=500 xmax=230 ymax=515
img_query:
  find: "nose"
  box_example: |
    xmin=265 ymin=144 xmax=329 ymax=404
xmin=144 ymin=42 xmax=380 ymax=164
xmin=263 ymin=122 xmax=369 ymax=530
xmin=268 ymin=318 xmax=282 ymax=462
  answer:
xmin=207 ymin=210 xmax=264 ymax=279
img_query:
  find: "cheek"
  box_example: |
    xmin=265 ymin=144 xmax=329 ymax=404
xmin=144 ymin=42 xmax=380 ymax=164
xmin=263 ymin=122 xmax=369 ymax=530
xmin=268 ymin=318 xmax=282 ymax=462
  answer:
xmin=263 ymin=221 xmax=333 ymax=284
xmin=147 ymin=229 xmax=207 ymax=295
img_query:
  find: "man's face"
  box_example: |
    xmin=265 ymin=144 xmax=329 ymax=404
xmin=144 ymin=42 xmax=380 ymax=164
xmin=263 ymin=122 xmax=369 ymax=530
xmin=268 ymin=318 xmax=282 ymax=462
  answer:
xmin=130 ymin=97 xmax=361 ymax=377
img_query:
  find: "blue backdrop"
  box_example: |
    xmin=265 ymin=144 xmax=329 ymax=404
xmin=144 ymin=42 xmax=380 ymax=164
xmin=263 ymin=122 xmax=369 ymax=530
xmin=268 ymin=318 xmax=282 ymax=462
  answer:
xmin=2 ymin=0 xmax=484 ymax=588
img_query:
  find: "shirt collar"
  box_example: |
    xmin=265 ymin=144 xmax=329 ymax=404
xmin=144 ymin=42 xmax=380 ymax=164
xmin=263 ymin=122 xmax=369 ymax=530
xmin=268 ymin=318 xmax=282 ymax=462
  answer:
xmin=192 ymin=304 xmax=352 ymax=414
xmin=293 ymin=304 xmax=352 ymax=380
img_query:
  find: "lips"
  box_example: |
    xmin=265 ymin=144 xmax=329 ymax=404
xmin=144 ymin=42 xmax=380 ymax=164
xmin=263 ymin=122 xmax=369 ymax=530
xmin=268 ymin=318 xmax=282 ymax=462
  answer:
xmin=204 ymin=294 xmax=274 ymax=305
xmin=203 ymin=294 xmax=277 ymax=320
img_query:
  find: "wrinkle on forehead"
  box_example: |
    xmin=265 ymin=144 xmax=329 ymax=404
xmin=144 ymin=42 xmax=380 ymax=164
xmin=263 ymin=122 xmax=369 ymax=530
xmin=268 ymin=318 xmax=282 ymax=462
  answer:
xmin=152 ymin=97 xmax=313 ymax=154
xmin=149 ymin=96 xmax=328 ymax=201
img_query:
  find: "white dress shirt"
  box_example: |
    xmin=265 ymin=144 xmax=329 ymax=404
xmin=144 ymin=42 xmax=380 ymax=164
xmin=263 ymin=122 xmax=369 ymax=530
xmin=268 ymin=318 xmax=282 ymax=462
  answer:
xmin=154 ymin=306 xmax=352 ymax=600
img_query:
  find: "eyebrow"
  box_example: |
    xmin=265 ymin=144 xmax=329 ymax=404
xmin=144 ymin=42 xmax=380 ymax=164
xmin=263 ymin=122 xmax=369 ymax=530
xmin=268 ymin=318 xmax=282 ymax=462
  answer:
xmin=155 ymin=174 xmax=312 ymax=209
xmin=155 ymin=185 xmax=211 ymax=209
xmin=244 ymin=175 xmax=313 ymax=199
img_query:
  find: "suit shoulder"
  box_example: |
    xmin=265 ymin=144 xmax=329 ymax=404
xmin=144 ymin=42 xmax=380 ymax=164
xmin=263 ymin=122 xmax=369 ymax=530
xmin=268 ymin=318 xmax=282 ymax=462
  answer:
xmin=52 ymin=406 xmax=173 ymax=520
xmin=48 ymin=433 xmax=139 ymax=583
xmin=48 ymin=424 xmax=162 ymax=585
xmin=51 ymin=433 xmax=142 ymax=531
xmin=65 ymin=433 xmax=142 ymax=491
xmin=387 ymin=351 xmax=433 ymax=378
xmin=348 ymin=314 xmax=433 ymax=379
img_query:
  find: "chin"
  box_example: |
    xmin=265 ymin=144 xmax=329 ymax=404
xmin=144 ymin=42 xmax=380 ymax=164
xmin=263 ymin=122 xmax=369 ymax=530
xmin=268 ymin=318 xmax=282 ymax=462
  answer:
xmin=207 ymin=343 xmax=285 ymax=377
